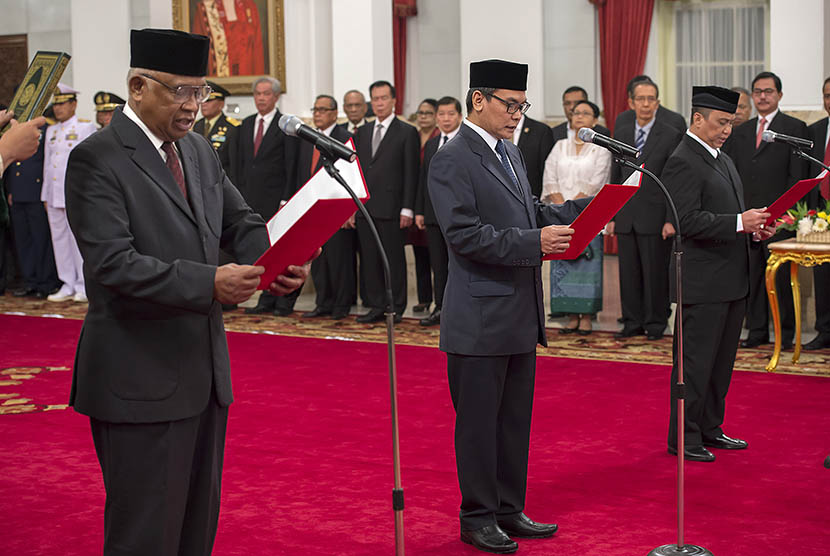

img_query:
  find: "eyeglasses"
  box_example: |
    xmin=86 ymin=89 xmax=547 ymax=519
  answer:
xmin=489 ymin=93 xmax=531 ymax=115
xmin=141 ymin=73 xmax=212 ymax=104
xmin=632 ymin=96 xmax=657 ymax=104
xmin=752 ymin=88 xmax=777 ymax=96
xmin=310 ymin=106 xmax=337 ymax=113
xmin=417 ymin=110 xmax=435 ymax=116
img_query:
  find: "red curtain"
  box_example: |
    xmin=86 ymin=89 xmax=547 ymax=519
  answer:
xmin=591 ymin=0 xmax=655 ymax=134
xmin=392 ymin=0 xmax=417 ymax=115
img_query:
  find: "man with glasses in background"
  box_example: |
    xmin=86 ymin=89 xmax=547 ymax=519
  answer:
xmin=551 ymin=85 xmax=609 ymax=146
xmin=64 ymin=29 xmax=311 ymax=555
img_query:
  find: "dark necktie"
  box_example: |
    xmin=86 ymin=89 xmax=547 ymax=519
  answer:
xmin=495 ymin=139 xmax=520 ymax=191
xmin=161 ymin=142 xmax=187 ymax=199
xmin=254 ymin=117 xmax=264 ymax=156
xmin=635 ymin=128 xmax=646 ymax=151
xmin=441 ymin=135 xmax=448 ymax=147
xmin=715 ymin=152 xmax=731 ymax=182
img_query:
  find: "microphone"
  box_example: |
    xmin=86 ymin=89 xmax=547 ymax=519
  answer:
xmin=761 ymin=130 xmax=813 ymax=150
xmin=578 ymin=127 xmax=640 ymax=158
xmin=279 ymin=114 xmax=357 ymax=163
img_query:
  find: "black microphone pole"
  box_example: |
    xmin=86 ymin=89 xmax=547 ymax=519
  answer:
xmin=317 ymin=149 xmax=406 ymax=556
xmin=790 ymin=146 xmax=830 ymax=174
xmin=612 ymin=158 xmax=712 ymax=556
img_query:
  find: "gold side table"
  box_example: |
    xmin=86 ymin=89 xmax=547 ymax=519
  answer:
xmin=765 ymin=240 xmax=830 ymax=371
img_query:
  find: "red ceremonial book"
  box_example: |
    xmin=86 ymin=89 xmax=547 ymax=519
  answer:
xmin=764 ymin=169 xmax=828 ymax=227
xmin=543 ymin=167 xmax=642 ymax=260
xmin=254 ymin=139 xmax=369 ymax=289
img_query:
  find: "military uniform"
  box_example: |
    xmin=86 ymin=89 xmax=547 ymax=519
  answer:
xmin=42 ymin=86 xmax=97 ymax=301
xmin=192 ymin=81 xmax=240 ymax=180
xmin=94 ymin=91 xmax=126 ymax=128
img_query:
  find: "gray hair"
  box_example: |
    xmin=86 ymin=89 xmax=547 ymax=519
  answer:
xmin=253 ymin=76 xmax=281 ymax=95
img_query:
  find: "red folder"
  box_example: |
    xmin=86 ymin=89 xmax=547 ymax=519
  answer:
xmin=254 ymin=139 xmax=369 ymax=289
xmin=764 ymin=169 xmax=828 ymax=227
xmin=543 ymin=168 xmax=642 ymax=260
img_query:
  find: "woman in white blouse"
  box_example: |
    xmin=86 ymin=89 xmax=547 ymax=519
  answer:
xmin=541 ymin=100 xmax=611 ymax=335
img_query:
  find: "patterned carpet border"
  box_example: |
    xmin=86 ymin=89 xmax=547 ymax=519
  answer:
xmin=2 ymin=294 xmax=828 ymax=378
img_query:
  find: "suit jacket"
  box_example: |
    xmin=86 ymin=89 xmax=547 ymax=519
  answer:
xmin=415 ymin=133 xmax=442 ymax=226
xmin=807 ymin=116 xmax=828 ymax=208
xmin=428 ymin=123 xmax=589 ymax=356
xmin=193 ymin=112 xmax=240 ymax=179
xmin=64 ymin=108 xmax=268 ymax=423
xmin=722 ymin=112 xmax=808 ymax=208
xmin=289 ymin=125 xmax=352 ymax=198
xmin=354 ymin=117 xmax=420 ymax=219
xmin=662 ymin=134 xmax=750 ymax=305
xmin=610 ymin=119 xmax=682 ymax=233
xmin=615 ymin=105 xmax=687 ymax=134
xmin=516 ymin=115 xmax=554 ymax=198
xmin=3 ymin=124 xmax=47 ymax=203
xmin=233 ymin=110 xmax=294 ymax=220
xmin=551 ymin=122 xmax=610 ymax=145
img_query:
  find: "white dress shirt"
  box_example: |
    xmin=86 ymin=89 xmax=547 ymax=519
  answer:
xmin=541 ymin=137 xmax=611 ymax=202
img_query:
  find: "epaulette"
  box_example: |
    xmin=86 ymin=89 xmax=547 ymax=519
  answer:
xmin=79 ymin=118 xmax=91 ymax=123
xmin=226 ymin=116 xmax=241 ymax=126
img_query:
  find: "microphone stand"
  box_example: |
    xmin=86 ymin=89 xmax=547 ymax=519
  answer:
xmin=317 ymin=148 xmax=406 ymax=556
xmin=611 ymin=156 xmax=712 ymax=556
xmin=791 ymin=146 xmax=830 ymax=174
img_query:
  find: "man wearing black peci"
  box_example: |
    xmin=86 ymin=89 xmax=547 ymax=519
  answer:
xmin=662 ymin=86 xmax=773 ymax=462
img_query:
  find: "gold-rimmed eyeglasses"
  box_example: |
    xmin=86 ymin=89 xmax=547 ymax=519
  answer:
xmin=141 ymin=73 xmax=212 ymax=104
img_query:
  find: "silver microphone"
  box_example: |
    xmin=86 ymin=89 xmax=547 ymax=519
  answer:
xmin=761 ymin=129 xmax=813 ymax=150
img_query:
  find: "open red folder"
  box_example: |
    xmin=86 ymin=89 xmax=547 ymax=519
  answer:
xmin=543 ymin=167 xmax=642 ymax=260
xmin=254 ymin=139 xmax=369 ymax=289
xmin=764 ymin=169 xmax=828 ymax=227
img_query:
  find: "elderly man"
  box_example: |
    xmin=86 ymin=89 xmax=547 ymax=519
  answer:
xmin=64 ymin=28 xmax=311 ymax=555
xmin=339 ymin=89 xmax=369 ymax=134
xmin=429 ymin=59 xmax=588 ymax=554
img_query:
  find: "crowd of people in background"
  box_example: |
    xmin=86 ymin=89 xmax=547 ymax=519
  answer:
xmin=1 ymin=68 xmax=828 ymax=351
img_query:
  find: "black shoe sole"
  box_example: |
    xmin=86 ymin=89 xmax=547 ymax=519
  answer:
xmin=460 ymin=536 xmax=518 ymax=554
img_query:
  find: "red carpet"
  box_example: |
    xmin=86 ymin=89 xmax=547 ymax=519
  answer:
xmin=1 ymin=313 xmax=829 ymax=555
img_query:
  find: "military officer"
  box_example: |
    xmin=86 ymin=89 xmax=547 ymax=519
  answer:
xmin=93 ymin=90 xmax=126 ymax=128
xmin=193 ymin=80 xmax=240 ymax=178
xmin=42 ymin=83 xmax=97 ymax=303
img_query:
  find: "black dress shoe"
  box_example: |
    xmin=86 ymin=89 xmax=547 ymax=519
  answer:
xmin=647 ymin=331 xmax=664 ymax=341
xmin=331 ymin=308 xmax=350 ymax=320
xmin=273 ymin=307 xmax=293 ymax=317
xmin=221 ymin=304 xmax=238 ymax=311
xmin=460 ymin=525 xmax=518 ymax=554
xmin=302 ymin=307 xmax=332 ymax=318
xmin=413 ymin=302 xmax=430 ymax=313
xmin=741 ymin=336 xmax=769 ymax=349
xmin=615 ymin=327 xmax=644 ymax=339
xmin=803 ymin=333 xmax=830 ymax=351
xmin=32 ymin=291 xmax=48 ymax=300
xmin=824 ymin=455 xmax=830 ymax=469
xmin=245 ymin=304 xmax=273 ymax=315
xmin=497 ymin=513 xmax=558 ymax=539
xmin=393 ymin=313 xmax=403 ymax=324
xmin=667 ymin=445 xmax=715 ymax=462
xmin=419 ymin=308 xmax=441 ymax=326
xmin=356 ymin=308 xmax=384 ymax=323
xmin=703 ymin=433 xmax=747 ymax=450
xmin=12 ymin=287 xmax=36 ymax=297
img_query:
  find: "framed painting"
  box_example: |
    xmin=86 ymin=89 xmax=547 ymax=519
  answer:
xmin=172 ymin=0 xmax=286 ymax=95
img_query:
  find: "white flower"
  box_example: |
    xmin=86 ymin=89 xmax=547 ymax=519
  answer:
xmin=798 ymin=217 xmax=813 ymax=235
xmin=813 ymin=218 xmax=829 ymax=232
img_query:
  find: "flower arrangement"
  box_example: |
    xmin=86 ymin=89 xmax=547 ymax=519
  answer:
xmin=776 ymin=200 xmax=830 ymax=242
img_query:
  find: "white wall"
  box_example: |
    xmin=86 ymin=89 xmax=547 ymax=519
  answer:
xmin=771 ymin=0 xmax=824 ymax=110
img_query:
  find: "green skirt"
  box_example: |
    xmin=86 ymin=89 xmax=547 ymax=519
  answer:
xmin=549 ymin=234 xmax=603 ymax=315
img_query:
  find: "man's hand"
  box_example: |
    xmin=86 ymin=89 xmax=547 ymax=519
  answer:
xmin=0 ymin=110 xmax=14 ymax=129
xmin=741 ymin=207 xmax=771 ymax=234
xmin=342 ymin=212 xmax=356 ymax=229
xmin=267 ymin=248 xmax=321 ymax=296
xmin=415 ymin=214 xmax=425 ymax=230
xmin=540 ymin=225 xmax=574 ymax=255
xmin=400 ymin=214 xmax=413 ymax=229
xmin=605 ymin=221 xmax=615 ymax=236
xmin=754 ymin=227 xmax=775 ymax=241
xmin=0 ymin=116 xmax=47 ymax=171
xmin=214 ymin=264 xmax=265 ymax=305
xmin=662 ymin=222 xmax=676 ymax=240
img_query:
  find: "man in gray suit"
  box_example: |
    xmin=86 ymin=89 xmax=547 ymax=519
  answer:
xmin=429 ymin=59 xmax=589 ymax=554
xmin=65 ymin=29 xmax=311 ymax=555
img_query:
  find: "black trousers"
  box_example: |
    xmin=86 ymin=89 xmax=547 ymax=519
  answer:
xmin=448 ymin=351 xmax=535 ymax=530
xmin=312 ymin=228 xmax=357 ymax=311
xmin=812 ymin=263 xmax=830 ymax=334
xmin=617 ymin=232 xmax=671 ymax=335
xmin=91 ymin=395 xmax=228 ymax=556
xmin=412 ymin=244 xmax=432 ymax=304
xmin=426 ymin=225 xmax=449 ymax=309
xmin=668 ymin=298 xmax=746 ymax=448
xmin=746 ymin=237 xmax=794 ymax=342
xmin=356 ymin=217 xmax=407 ymax=313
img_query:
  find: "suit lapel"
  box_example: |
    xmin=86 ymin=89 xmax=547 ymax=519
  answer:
xmin=686 ymin=136 xmax=744 ymax=210
xmin=372 ymin=118 xmax=397 ymax=162
xmin=177 ymin=136 xmax=206 ymax=229
xmin=506 ymin=144 xmax=536 ymax=224
xmin=638 ymin=122 xmax=663 ymax=162
xmin=461 ymin=125 xmax=524 ymax=204
xmin=255 ymin=111 xmax=282 ymax=160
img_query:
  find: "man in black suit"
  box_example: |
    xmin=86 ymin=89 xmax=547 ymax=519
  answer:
xmin=353 ymin=80 xmax=419 ymax=323
xmin=615 ymin=75 xmax=687 ymax=134
xmin=514 ymin=111 xmax=553 ymax=199
xmin=551 ymin=85 xmax=610 ymax=146
xmin=723 ymin=71 xmax=809 ymax=349
xmin=295 ymin=94 xmax=356 ymax=320
xmin=608 ymin=78 xmax=682 ymax=340
xmin=430 ymin=60 xmax=589 ymax=554
xmin=662 ymin=86 xmax=773 ymax=462
xmin=414 ymin=96 xmax=462 ymax=327
xmin=804 ymin=77 xmax=830 ymax=350
xmin=339 ymin=89 xmax=369 ymax=135
xmin=64 ymin=29 xmax=310 ymax=555
xmin=192 ymin=81 xmax=240 ymax=179
xmin=234 ymin=76 xmax=297 ymax=316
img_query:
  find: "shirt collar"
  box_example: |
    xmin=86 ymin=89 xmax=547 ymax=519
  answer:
xmin=758 ymin=108 xmax=779 ymax=124
xmin=635 ymin=116 xmax=656 ymax=135
xmin=205 ymin=113 xmax=222 ymax=130
xmin=464 ymin=118 xmax=500 ymax=153
xmin=258 ymin=107 xmax=277 ymax=124
xmin=319 ymin=122 xmax=336 ymax=136
xmin=123 ymin=103 xmax=166 ymax=153
xmin=376 ymin=113 xmax=396 ymax=128
xmin=686 ymin=129 xmax=719 ymax=159
xmin=441 ymin=125 xmax=461 ymax=145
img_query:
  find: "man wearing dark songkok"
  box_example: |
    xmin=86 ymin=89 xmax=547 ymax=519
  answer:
xmin=64 ymin=28 xmax=312 ymax=555
xmin=662 ymin=86 xmax=773 ymax=463
xmin=428 ymin=59 xmax=589 ymax=553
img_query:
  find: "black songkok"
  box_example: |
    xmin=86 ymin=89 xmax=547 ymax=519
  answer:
xmin=469 ymin=60 xmax=528 ymax=91
xmin=130 ymin=28 xmax=210 ymax=77
xmin=691 ymin=86 xmax=739 ymax=114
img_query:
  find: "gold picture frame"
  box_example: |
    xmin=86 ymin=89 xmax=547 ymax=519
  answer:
xmin=172 ymin=0 xmax=286 ymax=95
